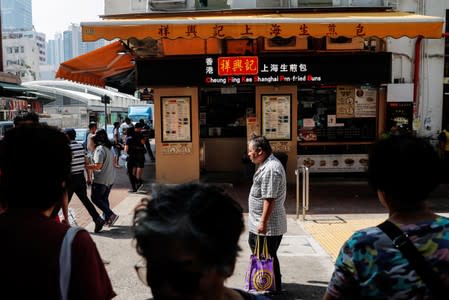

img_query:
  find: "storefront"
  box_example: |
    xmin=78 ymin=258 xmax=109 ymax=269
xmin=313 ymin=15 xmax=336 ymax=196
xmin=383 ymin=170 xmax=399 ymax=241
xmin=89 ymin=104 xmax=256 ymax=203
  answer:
xmin=0 ymin=74 xmax=50 ymax=121
xmin=77 ymin=9 xmax=443 ymax=183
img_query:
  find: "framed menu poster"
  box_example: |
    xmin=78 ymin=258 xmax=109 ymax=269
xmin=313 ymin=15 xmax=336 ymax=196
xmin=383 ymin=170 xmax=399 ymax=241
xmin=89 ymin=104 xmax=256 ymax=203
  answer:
xmin=161 ymin=96 xmax=191 ymax=142
xmin=261 ymin=94 xmax=291 ymax=140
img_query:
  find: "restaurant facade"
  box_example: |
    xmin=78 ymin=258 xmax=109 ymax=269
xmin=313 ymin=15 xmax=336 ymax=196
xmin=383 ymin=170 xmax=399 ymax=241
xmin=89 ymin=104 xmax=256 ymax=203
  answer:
xmin=73 ymin=2 xmax=445 ymax=183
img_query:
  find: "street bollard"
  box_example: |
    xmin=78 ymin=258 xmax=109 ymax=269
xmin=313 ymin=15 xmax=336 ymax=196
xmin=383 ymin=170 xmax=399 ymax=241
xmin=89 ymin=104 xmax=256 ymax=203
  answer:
xmin=295 ymin=165 xmax=310 ymax=221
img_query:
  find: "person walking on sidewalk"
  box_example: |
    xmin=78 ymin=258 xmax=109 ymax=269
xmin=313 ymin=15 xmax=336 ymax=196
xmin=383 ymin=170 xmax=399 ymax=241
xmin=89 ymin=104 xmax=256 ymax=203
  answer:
xmin=132 ymin=183 xmax=270 ymax=300
xmin=64 ymin=128 xmax=105 ymax=233
xmin=124 ymin=125 xmax=146 ymax=192
xmin=86 ymin=122 xmax=97 ymax=153
xmin=87 ymin=129 xmax=119 ymax=227
xmin=246 ymin=135 xmax=287 ymax=295
xmin=324 ymin=135 xmax=449 ymax=300
xmin=0 ymin=126 xmax=115 ymax=299
xmin=139 ymin=118 xmax=156 ymax=162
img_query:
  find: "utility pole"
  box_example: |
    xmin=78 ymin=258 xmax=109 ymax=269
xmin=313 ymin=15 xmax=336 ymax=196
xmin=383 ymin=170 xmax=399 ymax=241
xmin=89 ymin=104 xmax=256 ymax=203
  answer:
xmin=101 ymin=94 xmax=111 ymax=131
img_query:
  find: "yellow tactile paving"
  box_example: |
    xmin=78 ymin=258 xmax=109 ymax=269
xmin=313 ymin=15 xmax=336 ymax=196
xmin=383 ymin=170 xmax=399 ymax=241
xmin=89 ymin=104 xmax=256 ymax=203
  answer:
xmin=303 ymin=216 xmax=385 ymax=261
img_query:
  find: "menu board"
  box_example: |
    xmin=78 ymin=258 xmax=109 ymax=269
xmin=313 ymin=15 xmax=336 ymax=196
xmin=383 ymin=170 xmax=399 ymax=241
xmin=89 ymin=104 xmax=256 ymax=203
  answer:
xmin=336 ymin=86 xmax=355 ymax=118
xmin=354 ymin=87 xmax=377 ymax=118
xmin=261 ymin=94 xmax=291 ymax=140
xmin=161 ymin=96 xmax=191 ymax=142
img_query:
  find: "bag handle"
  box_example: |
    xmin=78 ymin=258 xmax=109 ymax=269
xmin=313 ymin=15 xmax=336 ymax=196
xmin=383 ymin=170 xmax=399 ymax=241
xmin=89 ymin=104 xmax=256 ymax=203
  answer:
xmin=377 ymin=220 xmax=447 ymax=299
xmin=253 ymin=235 xmax=270 ymax=259
xmin=254 ymin=235 xmax=260 ymax=257
xmin=59 ymin=227 xmax=85 ymax=300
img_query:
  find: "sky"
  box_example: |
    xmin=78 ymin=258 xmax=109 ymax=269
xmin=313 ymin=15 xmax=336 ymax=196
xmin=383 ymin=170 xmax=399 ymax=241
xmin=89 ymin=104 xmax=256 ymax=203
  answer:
xmin=32 ymin=0 xmax=104 ymax=39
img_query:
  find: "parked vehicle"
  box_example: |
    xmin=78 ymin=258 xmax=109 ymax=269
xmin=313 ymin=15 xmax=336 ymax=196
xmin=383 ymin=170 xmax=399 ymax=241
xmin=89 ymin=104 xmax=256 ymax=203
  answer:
xmin=106 ymin=124 xmax=114 ymax=142
xmin=74 ymin=128 xmax=89 ymax=149
xmin=128 ymin=104 xmax=153 ymax=126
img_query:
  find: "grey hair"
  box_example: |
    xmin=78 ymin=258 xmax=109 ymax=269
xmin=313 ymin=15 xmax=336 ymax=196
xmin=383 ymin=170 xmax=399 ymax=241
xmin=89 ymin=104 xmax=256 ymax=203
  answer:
xmin=248 ymin=135 xmax=272 ymax=154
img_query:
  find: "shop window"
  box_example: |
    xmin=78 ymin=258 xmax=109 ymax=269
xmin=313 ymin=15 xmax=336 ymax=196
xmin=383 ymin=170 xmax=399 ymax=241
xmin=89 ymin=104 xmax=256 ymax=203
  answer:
xmin=297 ymin=86 xmax=377 ymax=144
xmin=200 ymin=88 xmax=255 ymax=138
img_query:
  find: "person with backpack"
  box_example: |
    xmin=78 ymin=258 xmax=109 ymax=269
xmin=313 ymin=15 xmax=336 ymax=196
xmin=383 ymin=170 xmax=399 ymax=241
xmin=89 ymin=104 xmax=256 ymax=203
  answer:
xmin=0 ymin=126 xmax=115 ymax=299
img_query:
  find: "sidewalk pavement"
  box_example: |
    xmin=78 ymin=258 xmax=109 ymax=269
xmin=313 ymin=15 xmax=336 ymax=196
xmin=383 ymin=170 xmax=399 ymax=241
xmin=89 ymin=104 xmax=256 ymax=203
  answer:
xmin=86 ymin=184 xmax=378 ymax=299
xmin=88 ymin=193 xmax=337 ymax=300
xmin=86 ymin=165 xmax=449 ymax=299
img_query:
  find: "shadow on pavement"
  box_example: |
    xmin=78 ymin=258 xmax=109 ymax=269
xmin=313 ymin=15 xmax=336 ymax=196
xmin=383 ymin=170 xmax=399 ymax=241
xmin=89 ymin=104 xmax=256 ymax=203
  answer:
xmin=91 ymin=225 xmax=133 ymax=239
xmin=265 ymin=282 xmax=328 ymax=300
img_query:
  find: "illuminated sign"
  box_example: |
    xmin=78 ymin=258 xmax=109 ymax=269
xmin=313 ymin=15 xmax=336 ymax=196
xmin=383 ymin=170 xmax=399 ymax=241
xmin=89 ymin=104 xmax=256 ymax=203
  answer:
xmin=136 ymin=53 xmax=392 ymax=87
xmin=205 ymin=56 xmax=321 ymax=85
xmin=216 ymin=56 xmax=258 ymax=76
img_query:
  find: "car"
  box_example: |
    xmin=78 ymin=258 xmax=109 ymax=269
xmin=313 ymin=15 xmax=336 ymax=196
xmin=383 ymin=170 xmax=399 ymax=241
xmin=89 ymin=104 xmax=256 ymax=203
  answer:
xmin=74 ymin=128 xmax=89 ymax=149
xmin=106 ymin=124 xmax=114 ymax=142
xmin=0 ymin=121 xmax=14 ymax=140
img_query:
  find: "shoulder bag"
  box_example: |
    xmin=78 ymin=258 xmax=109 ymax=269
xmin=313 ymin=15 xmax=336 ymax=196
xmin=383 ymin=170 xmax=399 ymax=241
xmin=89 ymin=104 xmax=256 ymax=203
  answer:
xmin=59 ymin=227 xmax=85 ymax=300
xmin=377 ymin=220 xmax=447 ymax=299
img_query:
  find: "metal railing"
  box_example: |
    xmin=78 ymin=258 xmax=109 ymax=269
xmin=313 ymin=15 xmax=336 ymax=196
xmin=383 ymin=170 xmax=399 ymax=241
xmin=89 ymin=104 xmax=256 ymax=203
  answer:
xmin=295 ymin=165 xmax=310 ymax=220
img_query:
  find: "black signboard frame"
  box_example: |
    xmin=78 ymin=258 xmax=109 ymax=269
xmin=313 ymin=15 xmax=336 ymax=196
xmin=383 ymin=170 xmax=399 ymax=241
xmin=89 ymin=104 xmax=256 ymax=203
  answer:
xmin=137 ymin=52 xmax=392 ymax=87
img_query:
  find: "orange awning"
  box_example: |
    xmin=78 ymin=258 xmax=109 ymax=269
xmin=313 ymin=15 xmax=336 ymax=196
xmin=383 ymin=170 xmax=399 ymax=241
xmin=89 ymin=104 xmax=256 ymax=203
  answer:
xmin=82 ymin=11 xmax=444 ymax=42
xmin=56 ymin=41 xmax=134 ymax=87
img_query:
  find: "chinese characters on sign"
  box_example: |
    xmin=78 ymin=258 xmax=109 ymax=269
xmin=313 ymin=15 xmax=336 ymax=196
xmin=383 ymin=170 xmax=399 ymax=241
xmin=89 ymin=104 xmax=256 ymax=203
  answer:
xmin=336 ymin=86 xmax=355 ymax=118
xmin=336 ymin=86 xmax=377 ymax=119
xmin=354 ymin=88 xmax=377 ymax=118
xmin=262 ymin=95 xmax=291 ymax=140
xmin=161 ymin=97 xmax=191 ymax=142
xmin=205 ymin=56 xmax=321 ymax=85
xmin=217 ymin=57 xmax=258 ymax=76
xmin=154 ymin=23 xmax=368 ymax=39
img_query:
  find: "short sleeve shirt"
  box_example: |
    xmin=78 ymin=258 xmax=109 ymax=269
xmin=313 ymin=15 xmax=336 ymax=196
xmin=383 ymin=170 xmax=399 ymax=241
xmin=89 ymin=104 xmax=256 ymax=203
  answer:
xmin=92 ymin=145 xmax=115 ymax=186
xmin=326 ymin=216 xmax=449 ymax=299
xmin=248 ymin=154 xmax=287 ymax=236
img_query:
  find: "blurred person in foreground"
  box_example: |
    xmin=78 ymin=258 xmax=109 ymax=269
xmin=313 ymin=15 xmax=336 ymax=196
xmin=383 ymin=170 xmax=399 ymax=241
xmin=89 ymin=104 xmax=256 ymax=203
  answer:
xmin=324 ymin=135 xmax=449 ymax=299
xmin=13 ymin=111 xmax=40 ymax=127
xmin=0 ymin=126 xmax=115 ymax=299
xmin=133 ymin=183 xmax=270 ymax=300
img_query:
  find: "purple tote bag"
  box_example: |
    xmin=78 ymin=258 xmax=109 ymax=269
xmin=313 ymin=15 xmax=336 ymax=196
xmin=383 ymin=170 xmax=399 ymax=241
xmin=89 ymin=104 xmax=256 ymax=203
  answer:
xmin=244 ymin=235 xmax=276 ymax=292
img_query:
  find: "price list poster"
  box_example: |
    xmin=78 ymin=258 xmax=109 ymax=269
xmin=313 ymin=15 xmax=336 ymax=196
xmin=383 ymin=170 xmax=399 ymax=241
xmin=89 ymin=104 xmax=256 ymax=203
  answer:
xmin=262 ymin=94 xmax=291 ymax=140
xmin=162 ymin=96 xmax=191 ymax=142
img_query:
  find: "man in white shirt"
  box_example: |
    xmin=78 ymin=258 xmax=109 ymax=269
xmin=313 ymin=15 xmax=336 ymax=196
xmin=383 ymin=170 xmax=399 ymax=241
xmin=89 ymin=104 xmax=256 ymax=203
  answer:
xmin=247 ymin=135 xmax=287 ymax=294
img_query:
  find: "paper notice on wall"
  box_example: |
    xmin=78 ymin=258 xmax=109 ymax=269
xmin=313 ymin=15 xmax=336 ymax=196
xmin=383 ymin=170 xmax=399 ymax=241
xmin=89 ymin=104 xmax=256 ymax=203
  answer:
xmin=355 ymin=88 xmax=377 ymax=118
xmin=336 ymin=86 xmax=355 ymax=118
xmin=303 ymin=118 xmax=315 ymax=128
xmin=246 ymin=116 xmax=259 ymax=140
xmin=327 ymin=115 xmax=344 ymax=127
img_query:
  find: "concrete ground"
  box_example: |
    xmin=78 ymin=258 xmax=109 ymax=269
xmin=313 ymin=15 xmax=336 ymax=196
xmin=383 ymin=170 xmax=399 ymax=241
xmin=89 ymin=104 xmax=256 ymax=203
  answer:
xmin=70 ymin=163 xmax=449 ymax=299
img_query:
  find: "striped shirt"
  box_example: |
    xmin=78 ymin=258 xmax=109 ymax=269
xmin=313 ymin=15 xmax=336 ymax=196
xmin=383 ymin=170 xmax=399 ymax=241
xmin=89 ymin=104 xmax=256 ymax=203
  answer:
xmin=69 ymin=141 xmax=86 ymax=175
xmin=248 ymin=154 xmax=287 ymax=236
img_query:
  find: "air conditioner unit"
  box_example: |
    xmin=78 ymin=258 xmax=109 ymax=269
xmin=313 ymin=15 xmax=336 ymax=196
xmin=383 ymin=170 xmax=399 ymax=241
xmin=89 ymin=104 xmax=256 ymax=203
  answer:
xmin=326 ymin=36 xmax=364 ymax=50
xmin=264 ymin=37 xmax=308 ymax=51
xmin=149 ymin=0 xmax=189 ymax=10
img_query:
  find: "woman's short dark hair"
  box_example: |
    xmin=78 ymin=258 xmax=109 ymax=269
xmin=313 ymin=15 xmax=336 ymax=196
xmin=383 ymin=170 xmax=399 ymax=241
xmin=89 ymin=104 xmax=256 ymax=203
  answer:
xmin=248 ymin=135 xmax=272 ymax=154
xmin=133 ymin=183 xmax=244 ymax=277
xmin=94 ymin=129 xmax=112 ymax=149
xmin=0 ymin=126 xmax=71 ymax=211
xmin=368 ymin=135 xmax=441 ymax=207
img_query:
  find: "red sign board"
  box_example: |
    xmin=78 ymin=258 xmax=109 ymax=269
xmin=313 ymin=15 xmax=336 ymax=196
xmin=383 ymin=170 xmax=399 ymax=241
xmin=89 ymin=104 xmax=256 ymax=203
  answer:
xmin=217 ymin=56 xmax=258 ymax=76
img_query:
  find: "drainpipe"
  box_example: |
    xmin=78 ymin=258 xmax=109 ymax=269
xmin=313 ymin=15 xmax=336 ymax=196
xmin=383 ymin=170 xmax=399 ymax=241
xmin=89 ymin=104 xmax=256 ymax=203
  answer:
xmin=413 ymin=36 xmax=423 ymax=120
